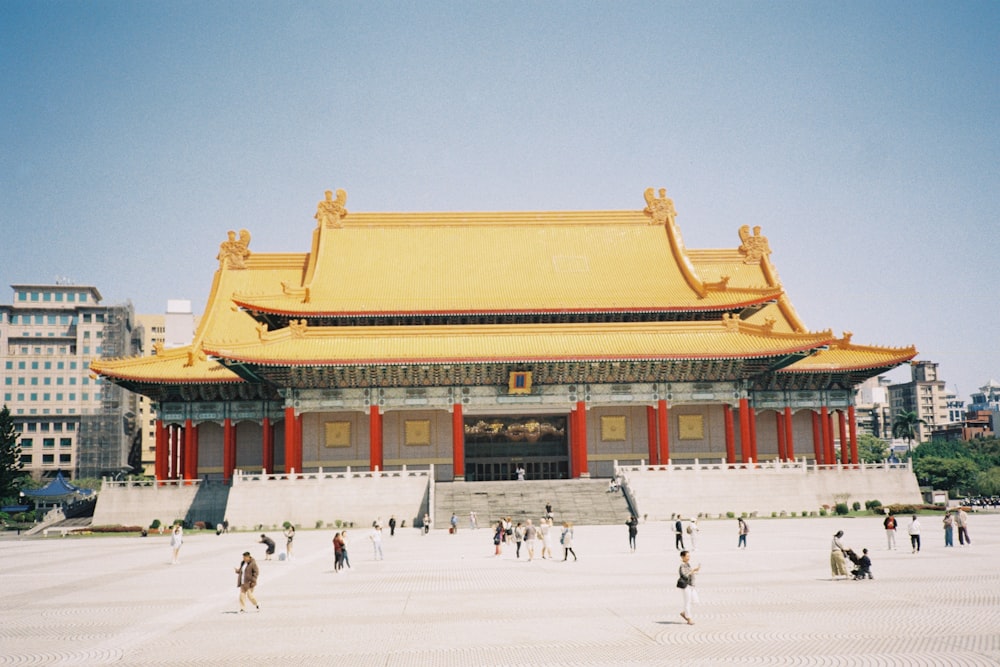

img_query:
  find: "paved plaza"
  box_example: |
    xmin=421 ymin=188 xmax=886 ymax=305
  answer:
xmin=2 ymin=513 xmax=998 ymax=666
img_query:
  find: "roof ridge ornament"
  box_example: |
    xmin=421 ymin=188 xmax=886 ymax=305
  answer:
xmin=289 ymin=319 xmax=308 ymax=337
xmin=738 ymin=225 xmax=772 ymax=264
xmin=721 ymin=312 xmax=741 ymax=332
xmin=643 ymin=187 xmax=677 ymax=227
xmin=316 ymin=189 xmax=348 ymax=228
xmin=217 ymin=229 xmax=252 ymax=270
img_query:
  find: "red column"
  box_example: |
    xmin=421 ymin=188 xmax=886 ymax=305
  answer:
xmin=284 ymin=407 xmax=296 ymax=473
xmin=223 ymin=418 xmax=236 ymax=482
xmin=848 ymin=405 xmax=859 ymax=465
xmin=154 ymin=420 xmax=167 ymax=481
xmin=183 ymin=419 xmax=196 ymax=483
xmin=838 ymin=410 xmax=849 ymax=465
xmin=775 ymin=412 xmax=786 ymax=461
xmin=369 ymin=405 xmax=383 ymax=472
xmin=738 ymin=398 xmax=751 ymax=464
xmin=811 ymin=411 xmax=822 ymax=464
xmin=170 ymin=425 xmax=180 ymax=479
xmin=646 ymin=406 xmax=659 ymax=465
xmin=452 ymin=402 xmax=465 ymax=480
xmin=822 ymin=406 xmax=835 ymax=464
xmin=784 ymin=407 xmax=795 ymax=460
xmin=657 ymin=399 xmax=670 ymax=463
xmin=261 ymin=417 xmax=274 ymax=475
xmin=724 ymin=404 xmax=736 ymax=464
xmin=576 ymin=401 xmax=589 ymax=478
xmin=749 ymin=407 xmax=759 ymax=463
xmin=295 ymin=413 xmax=304 ymax=472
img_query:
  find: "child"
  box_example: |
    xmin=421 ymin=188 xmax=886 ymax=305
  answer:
xmin=852 ymin=548 xmax=873 ymax=580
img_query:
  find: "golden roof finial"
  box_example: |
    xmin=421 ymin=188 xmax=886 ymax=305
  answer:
xmin=316 ymin=189 xmax=348 ymax=228
xmin=738 ymin=225 xmax=771 ymax=264
xmin=643 ymin=187 xmax=677 ymax=227
xmin=217 ymin=229 xmax=252 ymax=270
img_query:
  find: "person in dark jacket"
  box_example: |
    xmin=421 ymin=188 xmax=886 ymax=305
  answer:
xmin=235 ymin=551 xmax=259 ymax=612
xmin=259 ymin=534 xmax=276 ymax=560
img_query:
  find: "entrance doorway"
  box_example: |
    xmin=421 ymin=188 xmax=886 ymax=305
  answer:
xmin=463 ymin=415 xmax=569 ymax=481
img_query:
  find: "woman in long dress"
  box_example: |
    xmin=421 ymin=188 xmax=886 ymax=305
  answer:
xmin=830 ymin=530 xmax=849 ymax=578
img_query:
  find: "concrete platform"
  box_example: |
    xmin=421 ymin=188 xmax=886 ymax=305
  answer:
xmin=1 ymin=513 xmax=998 ymax=665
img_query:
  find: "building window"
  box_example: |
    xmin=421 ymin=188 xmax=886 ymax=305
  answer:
xmin=43 ymin=438 xmax=55 ymax=448
xmin=20 ymin=455 xmax=32 ymax=464
xmin=60 ymin=438 xmax=71 ymax=447
xmin=22 ymin=438 xmax=33 ymax=448
xmin=59 ymin=454 xmax=71 ymax=464
xmin=42 ymin=454 xmax=54 ymax=464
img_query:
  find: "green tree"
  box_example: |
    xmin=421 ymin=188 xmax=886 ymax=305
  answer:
xmin=976 ymin=467 xmax=1000 ymax=496
xmin=0 ymin=405 xmax=26 ymax=503
xmin=857 ymin=433 xmax=889 ymax=463
xmin=913 ymin=456 xmax=980 ymax=496
xmin=892 ymin=410 xmax=927 ymax=455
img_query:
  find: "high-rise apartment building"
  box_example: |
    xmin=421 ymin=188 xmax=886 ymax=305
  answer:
xmin=1 ymin=284 xmax=141 ymax=480
xmin=888 ymin=360 xmax=951 ymax=443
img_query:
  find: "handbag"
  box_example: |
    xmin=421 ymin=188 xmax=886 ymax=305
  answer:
xmin=676 ymin=576 xmax=688 ymax=589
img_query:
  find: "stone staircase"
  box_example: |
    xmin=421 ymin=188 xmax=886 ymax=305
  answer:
xmin=434 ymin=479 xmax=634 ymax=528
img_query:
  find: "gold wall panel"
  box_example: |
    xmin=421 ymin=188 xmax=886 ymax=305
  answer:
xmin=324 ymin=421 xmax=352 ymax=447
xmin=678 ymin=414 xmax=704 ymax=440
xmin=601 ymin=415 xmax=627 ymax=442
xmin=405 ymin=419 xmax=431 ymax=446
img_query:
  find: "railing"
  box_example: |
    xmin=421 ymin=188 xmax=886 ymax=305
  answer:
xmin=614 ymin=458 xmax=912 ymax=475
xmin=100 ymin=464 xmax=436 ymax=489
xmin=233 ymin=464 xmax=434 ymax=485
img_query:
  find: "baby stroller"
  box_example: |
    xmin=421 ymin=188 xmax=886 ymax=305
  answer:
xmin=846 ymin=548 xmax=873 ymax=580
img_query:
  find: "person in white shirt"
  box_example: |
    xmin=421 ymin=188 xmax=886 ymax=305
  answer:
xmin=907 ymin=515 xmax=922 ymax=553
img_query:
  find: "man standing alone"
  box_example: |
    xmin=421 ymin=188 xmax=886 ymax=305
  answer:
xmin=674 ymin=516 xmax=685 ymax=550
xmin=235 ymin=551 xmax=259 ymax=613
xmin=883 ymin=513 xmax=897 ymax=550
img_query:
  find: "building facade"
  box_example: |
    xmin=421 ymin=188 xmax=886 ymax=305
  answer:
xmin=1 ymin=284 xmax=141 ymax=480
xmin=93 ymin=189 xmax=917 ymax=483
xmin=888 ymin=361 xmax=952 ymax=444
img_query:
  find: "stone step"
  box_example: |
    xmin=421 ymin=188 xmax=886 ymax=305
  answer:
xmin=434 ymin=479 xmax=633 ymax=527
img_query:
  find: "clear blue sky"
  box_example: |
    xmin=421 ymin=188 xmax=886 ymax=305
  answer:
xmin=2 ymin=2 xmax=998 ymax=401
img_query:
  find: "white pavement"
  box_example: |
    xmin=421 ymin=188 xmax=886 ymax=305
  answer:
xmin=1 ymin=513 xmax=999 ymax=666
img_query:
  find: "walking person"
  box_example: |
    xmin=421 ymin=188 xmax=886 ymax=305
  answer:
xmin=369 ymin=524 xmax=384 ymax=560
xmin=908 ymin=515 xmax=921 ymax=553
xmin=677 ymin=550 xmax=700 ymax=625
xmin=687 ymin=518 xmax=699 ymax=551
xmin=883 ymin=513 xmax=898 ymax=550
xmin=830 ymin=530 xmax=850 ymax=579
xmin=626 ymin=516 xmax=639 ymax=553
xmin=388 ymin=515 xmax=396 ymax=537
xmin=943 ymin=511 xmax=954 ymax=547
xmin=955 ymin=508 xmax=971 ymax=545
xmin=674 ymin=516 xmax=685 ymax=550
xmin=450 ymin=513 xmax=458 ymax=534
xmin=332 ymin=532 xmax=344 ymax=572
xmin=340 ymin=530 xmax=352 ymax=568
xmin=235 ymin=551 xmax=260 ymax=613
xmin=539 ymin=518 xmax=553 ymax=559
xmin=737 ymin=517 xmax=749 ymax=549
xmin=284 ymin=524 xmax=295 ymax=560
xmin=469 ymin=510 xmax=478 ymax=530
xmin=561 ymin=521 xmax=577 ymax=561
xmin=524 ymin=519 xmax=537 ymax=561
xmin=422 ymin=513 xmax=431 ymax=535
xmin=493 ymin=520 xmax=504 ymax=557
xmin=514 ymin=522 xmax=525 ymax=558
xmin=170 ymin=524 xmax=184 ymax=564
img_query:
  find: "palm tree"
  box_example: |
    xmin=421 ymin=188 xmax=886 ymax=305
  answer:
xmin=891 ymin=410 xmax=927 ymax=456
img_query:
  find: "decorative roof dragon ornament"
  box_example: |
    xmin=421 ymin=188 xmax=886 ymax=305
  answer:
xmin=217 ymin=229 xmax=252 ymax=270
xmin=315 ymin=189 xmax=348 ymax=228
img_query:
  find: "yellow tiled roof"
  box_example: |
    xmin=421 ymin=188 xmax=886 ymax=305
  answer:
xmin=202 ymin=318 xmax=836 ymax=366
xmin=779 ymin=338 xmax=918 ymax=374
xmin=232 ymin=211 xmax=782 ymax=316
xmin=91 ymin=253 xmax=308 ymax=383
